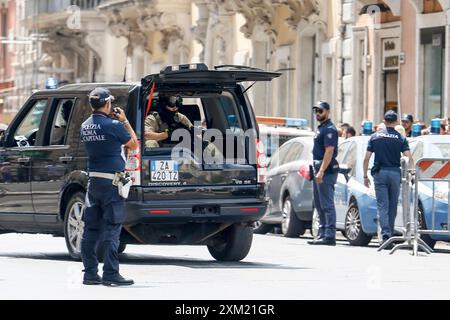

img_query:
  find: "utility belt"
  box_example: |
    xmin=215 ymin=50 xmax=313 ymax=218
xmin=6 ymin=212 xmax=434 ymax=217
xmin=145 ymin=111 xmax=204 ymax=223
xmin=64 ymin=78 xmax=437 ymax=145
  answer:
xmin=308 ymin=160 xmax=339 ymax=181
xmin=370 ymin=165 xmax=400 ymax=177
xmin=89 ymin=171 xmax=132 ymax=199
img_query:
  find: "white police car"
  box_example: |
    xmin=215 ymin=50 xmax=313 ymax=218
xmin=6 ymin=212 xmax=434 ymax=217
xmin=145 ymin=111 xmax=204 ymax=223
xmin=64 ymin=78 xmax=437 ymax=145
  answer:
xmin=331 ymin=135 xmax=406 ymax=246
xmin=409 ymin=134 xmax=450 ymax=249
xmin=330 ymin=122 xmax=450 ymax=248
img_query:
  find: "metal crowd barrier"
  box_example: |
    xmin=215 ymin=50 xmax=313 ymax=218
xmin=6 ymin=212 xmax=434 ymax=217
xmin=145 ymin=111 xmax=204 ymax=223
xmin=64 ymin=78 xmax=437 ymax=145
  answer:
xmin=411 ymin=158 xmax=450 ymax=256
xmin=379 ymin=158 xmax=450 ymax=256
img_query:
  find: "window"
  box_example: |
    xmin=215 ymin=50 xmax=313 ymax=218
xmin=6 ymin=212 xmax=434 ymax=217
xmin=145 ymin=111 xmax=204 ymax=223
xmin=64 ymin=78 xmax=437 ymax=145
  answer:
xmin=269 ymin=144 xmax=289 ymax=169
xmin=412 ymin=142 xmax=424 ymax=163
xmin=343 ymin=142 xmax=357 ymax=176
xmin=268 ymin=149 xmax=281 ymax=170
xmin=281 ymin=142 xmax=304 ymax=165
xmin=12 ymin=99 xmax=47 ymax=147
xmin=421 ymin=27 xmax=445 ymax=123
xmin=143 ymin=91 xmax=247 ymax=164
xmin=50 ymin=99 xmax=75 ymax=145
xmin=336 ymin=141 xmax=350 ymax=164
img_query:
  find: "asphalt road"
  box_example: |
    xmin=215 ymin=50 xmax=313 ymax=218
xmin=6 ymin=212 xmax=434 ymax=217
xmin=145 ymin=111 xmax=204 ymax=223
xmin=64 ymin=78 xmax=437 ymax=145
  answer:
xmin=1 ymin=232 xmax=450 ymax=300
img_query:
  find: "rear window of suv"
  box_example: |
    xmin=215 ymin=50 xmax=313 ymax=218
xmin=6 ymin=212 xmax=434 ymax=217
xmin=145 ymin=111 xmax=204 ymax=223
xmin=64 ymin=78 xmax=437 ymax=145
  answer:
xmin=143 ymin=90 xmax=255 ymax=164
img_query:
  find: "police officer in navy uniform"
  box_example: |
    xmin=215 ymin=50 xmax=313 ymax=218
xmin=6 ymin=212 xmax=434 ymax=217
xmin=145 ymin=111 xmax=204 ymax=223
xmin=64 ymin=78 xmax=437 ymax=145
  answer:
xmin=80 ymin=88 xmax=138 ymax=286
xmin=308 ymin=101 xmax=339 ymax=246
xmin=363 ymin=111 xmax=415 ymax=247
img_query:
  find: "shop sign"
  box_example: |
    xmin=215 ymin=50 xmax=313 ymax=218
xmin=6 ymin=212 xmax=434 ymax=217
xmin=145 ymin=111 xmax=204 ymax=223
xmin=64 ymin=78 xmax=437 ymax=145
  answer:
xmin=382 ymin=38 xmax=400 ymax=70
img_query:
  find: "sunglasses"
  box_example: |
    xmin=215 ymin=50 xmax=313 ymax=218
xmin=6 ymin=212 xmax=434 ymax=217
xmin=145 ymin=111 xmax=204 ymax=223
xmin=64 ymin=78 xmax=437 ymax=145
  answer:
xmin=314 ymin=109 xmax=325 ymax=115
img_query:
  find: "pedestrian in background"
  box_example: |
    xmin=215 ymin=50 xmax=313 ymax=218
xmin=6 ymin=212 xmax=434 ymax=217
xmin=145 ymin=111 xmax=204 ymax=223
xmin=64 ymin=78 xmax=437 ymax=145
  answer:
xmin=339 ymin=123 xmax=350 ymax=138
xmin=308 ymin=101 xmax=339 ymax=246
xmin=363 ymin=111 xmax=415 ymax=248
xmin=401 ymin=114 xmax=414 ymax=137
xmin=80 ymin=88 xmax=138 ymax=286
xmin=344 ymin=126 xmax=356 ymax=139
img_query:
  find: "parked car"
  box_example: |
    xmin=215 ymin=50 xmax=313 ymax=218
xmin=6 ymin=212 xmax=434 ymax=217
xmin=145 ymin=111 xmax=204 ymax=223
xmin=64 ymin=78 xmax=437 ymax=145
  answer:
xmin=0 ymin=63 xmax=280 ymax=262
xmin=329 ymin=136 xmax=407 ymax=246
xmin=330 ymin=135 xmax=450 ymax=248
xmin=331 ymin=136 xmax=379 ymax=246
xmin=255 ymin=137 xmax=314 ymax=237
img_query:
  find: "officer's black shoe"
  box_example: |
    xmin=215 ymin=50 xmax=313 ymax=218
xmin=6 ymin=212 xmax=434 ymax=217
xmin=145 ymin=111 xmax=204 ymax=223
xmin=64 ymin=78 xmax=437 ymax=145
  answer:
xmin=307 ymin=237 xmax=324 ymax=245
xmin=308 ymin=238 xmax=336 ymax=246
xmin=102 ymin=274 xmax=134 ymax=287
xmin=83 ymin=274 xmax=102 ymax=286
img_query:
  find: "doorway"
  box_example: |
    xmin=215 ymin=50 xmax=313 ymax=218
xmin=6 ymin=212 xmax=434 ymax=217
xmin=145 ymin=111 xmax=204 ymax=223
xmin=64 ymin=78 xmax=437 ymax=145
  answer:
xmin=383 ymin=70 xmax=399 ymax=114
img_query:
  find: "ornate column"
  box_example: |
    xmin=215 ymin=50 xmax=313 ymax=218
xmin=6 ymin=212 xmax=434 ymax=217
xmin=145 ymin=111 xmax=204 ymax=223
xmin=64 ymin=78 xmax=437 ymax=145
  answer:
xmin=42 ymin=28 xmax=96 ymax=83
xmin=232 ymin=0 xmax=278 ymax=51
xmin=192 ymin=0 xmax=210 ymax=62
xmin=136 ymin=0 xmax=192 ymax=64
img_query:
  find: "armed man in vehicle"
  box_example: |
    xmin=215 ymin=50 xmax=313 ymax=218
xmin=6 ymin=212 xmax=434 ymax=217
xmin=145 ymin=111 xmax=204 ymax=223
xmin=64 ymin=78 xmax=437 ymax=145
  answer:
xmin=363 ymin=111 xmax=415 ymax=249
xmin=80 ymin=87 xmax=138 ymax=286
xmin=144 ymin=95 xmax=193 ymax=148
xmin=308 ymin=101 xmax=340 ymax=246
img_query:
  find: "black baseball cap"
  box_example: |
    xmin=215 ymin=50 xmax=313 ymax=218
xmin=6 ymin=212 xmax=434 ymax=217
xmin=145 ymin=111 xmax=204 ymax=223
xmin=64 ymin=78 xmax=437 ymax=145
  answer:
xmin=401 ymin=114 xmax=414 ymax=123
xmin=312 ymin=101 xmax=331 ymax=111
xmin=384 ymin=110 xmax=398 ymax=122
xmin=88 ymin=87 xmax=115 ymax=109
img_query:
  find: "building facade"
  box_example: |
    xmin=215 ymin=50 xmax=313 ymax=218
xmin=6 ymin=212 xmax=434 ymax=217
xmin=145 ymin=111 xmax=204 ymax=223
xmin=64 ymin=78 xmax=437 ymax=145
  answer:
xmin=2 ymin=0 xmax=449 ymax=129
xmin=343 ymin=0 xmax=450 ymax=129
xmin=0 ymin=0 xmax=16 ymax=123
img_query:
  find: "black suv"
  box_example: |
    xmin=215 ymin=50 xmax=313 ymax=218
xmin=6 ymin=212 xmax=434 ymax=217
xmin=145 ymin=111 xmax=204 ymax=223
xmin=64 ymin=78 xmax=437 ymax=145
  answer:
xmin=0 ymin=64 xmax=280 ymax=261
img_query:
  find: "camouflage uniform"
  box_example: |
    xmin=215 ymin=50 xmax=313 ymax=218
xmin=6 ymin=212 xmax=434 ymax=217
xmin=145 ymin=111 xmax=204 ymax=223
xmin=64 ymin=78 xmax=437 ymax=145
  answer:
xmin=145 ymin=112 xmax=193 ymax=148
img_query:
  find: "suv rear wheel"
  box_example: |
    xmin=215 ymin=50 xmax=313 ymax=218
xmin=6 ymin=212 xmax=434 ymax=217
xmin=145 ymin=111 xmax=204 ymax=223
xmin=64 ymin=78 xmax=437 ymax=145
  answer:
xmin=281 ymin=196 xmax=306 ymax=238
xmin=207 ymin=224 xmax=253 ymax=261
xmin=64 ymin=191 xmax=86 ymax=260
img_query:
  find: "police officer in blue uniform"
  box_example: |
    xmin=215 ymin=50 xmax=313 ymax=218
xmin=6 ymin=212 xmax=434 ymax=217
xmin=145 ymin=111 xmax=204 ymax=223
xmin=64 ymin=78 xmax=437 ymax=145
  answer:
xmin=308 ymin=101 xmax=339 ymax=246
xmin=80 ymin=88 xmax=138 ymax=286
xmin=363 ymin=111 xmax=414 ymax=247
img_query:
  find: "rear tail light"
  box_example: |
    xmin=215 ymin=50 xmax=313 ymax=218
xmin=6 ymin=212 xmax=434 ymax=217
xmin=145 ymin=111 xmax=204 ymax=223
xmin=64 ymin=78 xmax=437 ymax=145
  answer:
xmin=298 ymin=163 xmax=311 ymax=180
xmin=149 ymin=210 xmax=171 ymax=215
xmin=240 ymin=208 xmax=259 ymax=213
xmin=256 ymin=139 xmax=267 ymax=183
xmin=125 ymin=141 xmax=141 ymax=185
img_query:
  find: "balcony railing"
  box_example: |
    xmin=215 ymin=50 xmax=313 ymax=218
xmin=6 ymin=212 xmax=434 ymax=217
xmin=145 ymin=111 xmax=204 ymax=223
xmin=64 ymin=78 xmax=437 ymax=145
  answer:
xmin=25 ymin=0 xmax=105 ymax=17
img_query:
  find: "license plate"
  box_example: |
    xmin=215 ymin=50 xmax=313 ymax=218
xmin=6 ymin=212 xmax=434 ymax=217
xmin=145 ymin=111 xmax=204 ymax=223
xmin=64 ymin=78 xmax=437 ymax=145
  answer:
xmin=151 ymin=160 xmax=179 ymax=182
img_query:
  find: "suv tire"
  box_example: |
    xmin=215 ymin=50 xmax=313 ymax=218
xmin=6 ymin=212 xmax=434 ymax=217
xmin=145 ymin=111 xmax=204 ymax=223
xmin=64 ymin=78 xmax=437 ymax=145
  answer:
xmin=281 ymin=196 xmax=306 ymax=238
xmin=64 ymin=191 xmax=86 ymax=260
xmin=207 ymin=224 xmax=253 ymax=262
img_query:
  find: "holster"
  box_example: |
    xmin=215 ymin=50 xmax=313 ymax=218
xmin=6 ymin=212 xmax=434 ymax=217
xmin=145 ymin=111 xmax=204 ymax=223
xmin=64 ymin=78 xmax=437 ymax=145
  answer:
xmin=370 ymin=165 xmax=380 ymax=177
xmin=308 ymin=165 xmax=315 ymax=182
xmin=112 ymin=172 xmax=132 ymax=199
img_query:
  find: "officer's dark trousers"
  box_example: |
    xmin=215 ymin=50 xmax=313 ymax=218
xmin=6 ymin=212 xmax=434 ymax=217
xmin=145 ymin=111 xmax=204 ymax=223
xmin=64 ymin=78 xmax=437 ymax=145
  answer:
xmin=313 ymin=173 xmax=338 ymax=240
xmin=373 ymin=168 xmax=401 ymax=239
xmin=81 ymin=178 xmax=125 ymax=279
